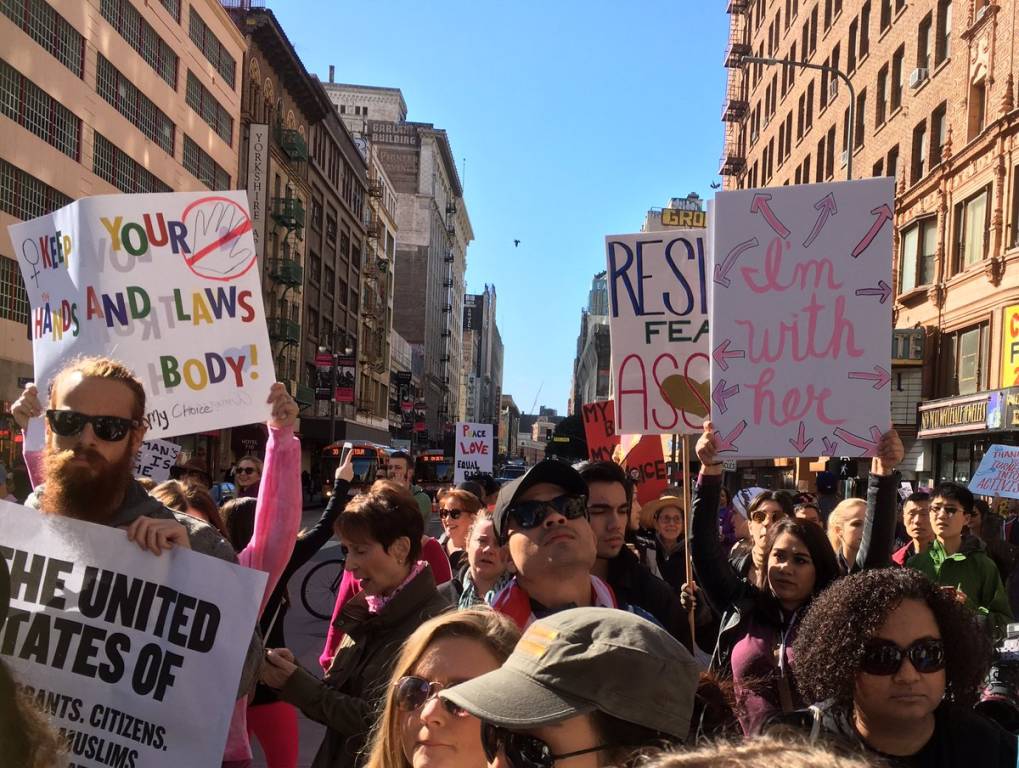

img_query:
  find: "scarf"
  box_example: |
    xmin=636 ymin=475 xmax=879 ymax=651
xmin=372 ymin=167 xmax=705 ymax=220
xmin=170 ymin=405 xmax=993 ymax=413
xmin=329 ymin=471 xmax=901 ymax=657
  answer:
xmin=364 ymin=560 xmax=427 ymax=614
xmin=491 ymin=575 xmax=617 ymax=629
xmin=457 ymin=569 xmax=514 ymax=610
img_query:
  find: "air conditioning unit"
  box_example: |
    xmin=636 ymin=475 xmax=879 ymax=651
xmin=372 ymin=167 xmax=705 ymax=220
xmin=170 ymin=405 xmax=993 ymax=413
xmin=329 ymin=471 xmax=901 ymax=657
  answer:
xmin=829 ymin=80 xmax=838 ymax=100
xmin=909 ymin=68 xmax=929 ymax=89
xmin=841 ymin=150 xmax=849 ymax=167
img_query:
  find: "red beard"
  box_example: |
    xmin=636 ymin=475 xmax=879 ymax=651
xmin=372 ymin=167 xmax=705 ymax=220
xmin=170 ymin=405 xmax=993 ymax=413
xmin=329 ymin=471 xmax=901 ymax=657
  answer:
xmin=40 ymin=444 xmax=134 ymax=524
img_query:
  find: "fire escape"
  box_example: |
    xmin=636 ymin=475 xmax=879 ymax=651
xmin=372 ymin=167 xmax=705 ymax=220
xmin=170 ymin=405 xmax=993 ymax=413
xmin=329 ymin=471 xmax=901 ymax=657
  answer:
xmin=356 ymin=171 xmax=389 ymax=416
xmin=720 ymin=0 xmax=750 ymax=179
xmin=437 ymin=200 xmax=457 ymax=435
xmin=268 ymin=190 xmax=305 ymax=388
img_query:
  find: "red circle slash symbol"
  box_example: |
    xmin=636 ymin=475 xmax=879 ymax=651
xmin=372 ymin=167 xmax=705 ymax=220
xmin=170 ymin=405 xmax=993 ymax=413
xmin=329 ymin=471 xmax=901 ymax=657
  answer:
xmin=181 ymin=196 xmax=256 ymax=281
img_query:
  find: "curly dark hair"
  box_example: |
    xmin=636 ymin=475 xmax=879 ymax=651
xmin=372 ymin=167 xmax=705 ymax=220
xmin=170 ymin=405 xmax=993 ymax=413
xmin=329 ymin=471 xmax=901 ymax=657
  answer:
xmin=792 ymin=567 xmax=991 ymax=710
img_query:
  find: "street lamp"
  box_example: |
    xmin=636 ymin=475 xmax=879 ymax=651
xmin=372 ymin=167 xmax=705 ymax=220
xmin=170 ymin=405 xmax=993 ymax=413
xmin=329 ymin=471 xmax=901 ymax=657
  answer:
xmin=738 ymin=55 xmax=856 ymax=181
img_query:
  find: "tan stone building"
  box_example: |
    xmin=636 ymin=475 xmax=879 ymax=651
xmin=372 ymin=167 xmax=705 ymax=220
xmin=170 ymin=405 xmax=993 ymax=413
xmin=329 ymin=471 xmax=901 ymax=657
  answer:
xmin=1 ymin=0 xmax=243 ymax=486
xmin=722 ymin=0 xmax=1019 ymax=487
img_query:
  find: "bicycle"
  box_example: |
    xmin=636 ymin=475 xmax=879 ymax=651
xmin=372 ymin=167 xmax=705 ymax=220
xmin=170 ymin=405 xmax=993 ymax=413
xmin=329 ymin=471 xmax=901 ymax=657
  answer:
xmin=300 ymin=556 xmax=346 ymax=621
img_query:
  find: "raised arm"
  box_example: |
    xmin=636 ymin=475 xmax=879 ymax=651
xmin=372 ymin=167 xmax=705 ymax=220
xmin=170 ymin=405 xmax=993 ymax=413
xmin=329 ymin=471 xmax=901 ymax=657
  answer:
xmin=857 ymin=429 xmax=904 ymax=571
xmin=12 ymin=384 xmax=44 ymax=489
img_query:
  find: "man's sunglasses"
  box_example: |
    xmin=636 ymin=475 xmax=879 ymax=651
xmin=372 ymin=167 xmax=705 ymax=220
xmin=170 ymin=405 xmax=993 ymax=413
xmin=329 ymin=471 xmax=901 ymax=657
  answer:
xmin=481 ymin=721 xmax=610 ymax=768
xmin=439 ymin=508 xmax=466 ymax=520
xmin=236 ymin=467 xmax=258 ymax=475
xmin=46 ymin=410 xmax=139 ymax=442
xmin=394 ymin=676 xmax=467 ymax=717
xmin=860 ymin=637 xmax=946 ymax=676
xmin=506 ymin=495 xmax=589 ymax=532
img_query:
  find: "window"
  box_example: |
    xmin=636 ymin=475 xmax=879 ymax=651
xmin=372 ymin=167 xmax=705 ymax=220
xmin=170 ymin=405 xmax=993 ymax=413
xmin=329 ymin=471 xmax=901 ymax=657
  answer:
xmin=935 ymin=0 xmax=951 ymax=65
xmin=848 ymin=19 xmax=858 ymax=73
xmin=887 ymin=144 xmax=899 ymax=179
xmin=876 ymin=64 xmax=889 ymax=126
xmin=939 ymin=323 xmax=988 ymax=396
xmin=824 ymin=0 xmax=832 ymax=30
xmin=0 ymin=158 xmax=71 ymax=221
xmin=93 ymin=133 xmax=171 ymax=194
xmin=797 ymin=94 xmax=805 ymax=139
xmin=803 ymin=154 xmax=811 ymax=183
xmin=834 ymin=0 xmax=842 ymax=14
xmin=854 ymin=89 xmax=866 ymax=149
xmin=826 ymin=125 xmax=836 ymax=178
xmin=100 ymin=0 xmax=178 ymax=87
xmin=899 ymin=217 xmax=937 ymax=291
xmin=95 ymin=56 xmax=174 ymax=154
xmin=891 ymin=45 xmax=905 ymax=110
xmin=817 ymin=135 xmax=826 ymax=182
xmin=0 ymin=58 xmax=81 ymax=159
xmin=917 ymin=13 xmax=933 ymax=69
xmin=805 ymin=80 xmax=814 ymax=128
xmin=842 ymin=106 xmax=851 ymax=153
xmin=895 ymin=0 xmax=905 ymax=11
xmin=930 ymin=102 xmax=947 ymax=167
xmin=968 ymin=79 xmax=986 ymax=139
xmin=189 ymin=9 xmax=236 ymax=88
xmin=0 ymin=255 xmax=29 ymax=324
xmin=158 ymin=0 xmax=179 ymax=21
xmin=911 ymin=121 xmax=928 ymax=184
xmin=1 ymin=0 xmax=84 ymax=78
xmin=820 ymin=59 xmax=830 ymax=109
xmin=873 ymin=158 xmax=884 ymax=177
xmin=779 ymin=123 xmax=786 ymax=163
xmin=186 ymin=71 xmax=233 ymax=145
xmin=860 ymin=2 xmax=870 ymax=58
xmin=830 ymin=44 xmax=840 ymax=96
xmin=309 ymin=251 xmax=321 ymax=284
xmin=809 ymin=5 xmax=818 ymax=54
xmin=182 ymin=135 xmax=230 ymax=190
xmin=880 ymin=0 xmax=892 ymax=31
xmin=954 ymin=187 xmax=989 ymax=270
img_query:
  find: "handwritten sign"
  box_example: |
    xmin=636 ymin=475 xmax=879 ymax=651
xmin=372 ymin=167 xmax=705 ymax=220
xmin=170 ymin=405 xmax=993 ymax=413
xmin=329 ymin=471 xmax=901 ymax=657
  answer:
xmin=710 ymin=179 xmax=893 ymax=458
xmin=0 ymin=500 xmax=266 ymax=767
xmin=616 ymin=433 xmax=669 ymax=506
xmin=8 ymin=191 xmax=274 ymax=448
xmin=605 ymin=230 xmax=711 ymax=436
xmin=132 ymin=439 xmax=182 ymax=483
xmin=969 ymin=444 xmax=1019 ymax=499
xmin=454 ymin=422 xmax=493 ymax=484
xmin=582 ymin=400 xmax=621 ymax=462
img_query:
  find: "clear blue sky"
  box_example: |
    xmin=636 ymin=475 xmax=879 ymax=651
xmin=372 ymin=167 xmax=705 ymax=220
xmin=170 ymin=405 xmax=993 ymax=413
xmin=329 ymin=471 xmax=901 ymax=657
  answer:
xmin=275 ymin=1 xmax=727 ymax=415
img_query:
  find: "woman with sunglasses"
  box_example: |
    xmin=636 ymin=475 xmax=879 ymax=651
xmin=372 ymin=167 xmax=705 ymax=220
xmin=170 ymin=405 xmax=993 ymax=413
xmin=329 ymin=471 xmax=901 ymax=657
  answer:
xmin=234 ymin=455 xmax=264 ymax=498
xmin=791 ymin=567 xmax=1015 ymax=767
xmin=438 ymin=489 xmax=482 ymax=573
xmin=364 ymin=609 xmax=519 ymax=768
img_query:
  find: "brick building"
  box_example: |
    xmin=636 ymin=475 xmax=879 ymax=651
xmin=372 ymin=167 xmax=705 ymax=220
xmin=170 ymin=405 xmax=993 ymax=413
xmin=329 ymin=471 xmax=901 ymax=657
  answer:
xmin=722 ymin=0 xmax=1019 ymax=486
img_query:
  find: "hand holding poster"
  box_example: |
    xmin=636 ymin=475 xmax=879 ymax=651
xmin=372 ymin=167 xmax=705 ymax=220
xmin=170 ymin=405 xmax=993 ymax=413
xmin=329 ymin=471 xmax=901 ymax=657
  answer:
xmin=8 ymin=192 xmax=275 ymax=446
xmin=605 ymin=230 xmax=711 ymax=435
xmin=0 ymin=501 xmax=266 ymax=767
xmin=710 ymin=180 xmax=893 ymax=458
xmin=969 ymin=444 xmax=1019 ymax=499
xmin=454 ymin=422 xmax=493 ymax=484
xmin=132 ymin=439 xmax=182 ymax=483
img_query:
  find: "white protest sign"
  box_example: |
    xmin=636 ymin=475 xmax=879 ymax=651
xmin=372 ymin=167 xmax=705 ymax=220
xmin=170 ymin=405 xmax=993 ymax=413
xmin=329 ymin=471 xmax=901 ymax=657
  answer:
xmin=606 ymin=230 xmax=710 ymax=435
xmin=710 ymin=179 xmax=893 ymax=458
xmin=454 ymin=422 xmax=493 ymax=484
xmin=8 ymin=191 xmax=274 ymax=448
xmin=0 ymin=500 xmax=265 ymax=767
xmin=132 ymin=439 xmax=182 ymax=483
xmin=969 ymin=444 xmax=1019 ymax=499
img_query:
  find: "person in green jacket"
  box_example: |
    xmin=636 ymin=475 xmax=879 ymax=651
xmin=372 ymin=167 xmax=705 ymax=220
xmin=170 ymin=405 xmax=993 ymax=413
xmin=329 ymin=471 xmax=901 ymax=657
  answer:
xmin=907 ymin=482 xmax=1012 ymax=639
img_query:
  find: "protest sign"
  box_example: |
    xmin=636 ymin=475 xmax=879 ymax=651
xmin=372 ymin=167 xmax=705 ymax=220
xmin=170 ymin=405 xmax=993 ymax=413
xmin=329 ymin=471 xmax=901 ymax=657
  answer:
xmin=454 ymin=422 xmax=493 ymax=484
xmin=710 ymin=179 xmax=893 ymax=458
xmin=581 ymin=399 xmax=620 ymax=461
xmin=606 ymin=230 xmax=711 ymax=436
xmin=8 ymin=191 xmax=274 ymax=448
xmin=132 ymin=439 xmax=182 ymax=483
xmin=617 ymin=433 xmax=669 ymax=506
xmin=0 ymin=500 xmax=266 ymax=767
xmin=969 ymin=444 xmax=1019 ymax=499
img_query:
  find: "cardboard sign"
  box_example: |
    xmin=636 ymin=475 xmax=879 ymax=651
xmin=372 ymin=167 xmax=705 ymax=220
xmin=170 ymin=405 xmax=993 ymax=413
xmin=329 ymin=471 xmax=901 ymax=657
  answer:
xmin=606 ymin=230 xmax=711 ymax=436
xmin=581 ymin=400 xmax=620 ymax=462
xmin=454 ymin=422 xmax=493 ymax=484
xmin=8 ymin=192 xmax=274 ymax=448
xmin=710 ymin=179 xmax=893 ymax=458
xmin=969 ymin=444 xmax=1019 ymax=499
xmin=618 ymin=433 xmax=669 ymax=506
xmin=132 ymin=439 xmax=182 ymax=483
xmin=1001 ymin=305 xmax=1019 ymax=388
xmin=0 ymin=501 xmax=266 ymax=767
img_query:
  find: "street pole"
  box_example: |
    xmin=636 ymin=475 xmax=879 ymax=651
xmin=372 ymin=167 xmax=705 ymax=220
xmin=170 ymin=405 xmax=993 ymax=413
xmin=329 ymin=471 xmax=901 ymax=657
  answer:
xmin=738 ymin=55 xmax=855 ymax=181
xmin=329 ymin=352 xmax=337 ymax=445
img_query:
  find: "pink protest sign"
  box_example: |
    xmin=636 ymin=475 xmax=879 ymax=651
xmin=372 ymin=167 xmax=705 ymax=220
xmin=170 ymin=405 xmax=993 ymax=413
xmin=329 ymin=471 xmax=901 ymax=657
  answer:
xmin=709 ymin=179 xmax=893 ymax=458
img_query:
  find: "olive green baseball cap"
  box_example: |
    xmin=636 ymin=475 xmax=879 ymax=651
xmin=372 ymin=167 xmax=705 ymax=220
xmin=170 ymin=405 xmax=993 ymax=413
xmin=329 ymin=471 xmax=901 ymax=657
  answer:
xmin=440 ymin=607 xmax=698 ymax=741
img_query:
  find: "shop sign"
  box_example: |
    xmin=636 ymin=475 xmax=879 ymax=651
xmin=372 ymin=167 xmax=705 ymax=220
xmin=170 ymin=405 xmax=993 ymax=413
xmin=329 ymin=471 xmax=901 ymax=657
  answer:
xmin=999 ymin=387 xmax=1019 ymax=429
xmin=918 ymin=393 xmax=991 ymax=437
xmin=1002 ymin=305 xmax=1019 ymax=388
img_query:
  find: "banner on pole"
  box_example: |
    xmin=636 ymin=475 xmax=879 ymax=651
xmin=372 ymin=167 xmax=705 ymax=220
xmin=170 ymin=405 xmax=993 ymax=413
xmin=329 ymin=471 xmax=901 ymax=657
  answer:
xmin=709 ymin=179 xmax=893 ymax=458
xmin=454 ymin=422 xmax=493 ymax=484
xmin=0 ymin=501 xmax=266 ymax=767
xmin=132 ymin=439 xmax=182 ymax=483
xmin=8 ymin=192 xmax=275 ymax=448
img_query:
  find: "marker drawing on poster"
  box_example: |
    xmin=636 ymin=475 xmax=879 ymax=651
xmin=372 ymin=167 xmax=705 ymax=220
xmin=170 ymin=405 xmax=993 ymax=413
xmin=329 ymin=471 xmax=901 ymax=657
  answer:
xmin=0 ymin=501 xmax=266 ymax=767
xmin=969 ymin=444 xmax=1019 ymax=500
xmin=454 ymin=422 xmax=493 ymax=484
xmin=605 ymin=230 xmax=711 ymax=436
xmin=581 ymin=400 xmax=620 ymax=462
xmin=710 ymin=179 xmax=893 ymax=458
xmin=7 ymin=191 xmax=275 ymax=448
xmin=132 ymin=439 xmax=182 ymax=483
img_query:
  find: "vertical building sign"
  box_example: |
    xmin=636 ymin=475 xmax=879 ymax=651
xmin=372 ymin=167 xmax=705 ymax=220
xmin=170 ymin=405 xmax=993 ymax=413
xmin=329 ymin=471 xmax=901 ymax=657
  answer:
xmin=1001 ymin=305 xmax=1019 ymax=388
xmin=335 ymin=353 xmax=356 ymax=404
xmin=247 ymin=124 xmax=268 ymax=262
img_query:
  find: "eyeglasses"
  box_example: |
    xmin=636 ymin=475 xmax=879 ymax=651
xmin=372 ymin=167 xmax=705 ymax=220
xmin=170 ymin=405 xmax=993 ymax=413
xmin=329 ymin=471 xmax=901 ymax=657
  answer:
xmin=46 ymin=409 xmax=139 ymax=442
xmin=860 ymin=637 xmax=946 ymax=676
xmin=236 ymin=467 xmax=258 ymax=475
xmin=930 ymin=503 xmax=965 ymax=517
xmin=439 ymin=508 xmax=465 ymax=520
xmin=750 ymin=509 xmax=786 ymax=524
xmin=394 ymin=676 xmax=467 ymax=717
xmin=506 ymin=495 xmax=589 ymax=532
xmin=481 ymin=721 xmax=611 ymax=768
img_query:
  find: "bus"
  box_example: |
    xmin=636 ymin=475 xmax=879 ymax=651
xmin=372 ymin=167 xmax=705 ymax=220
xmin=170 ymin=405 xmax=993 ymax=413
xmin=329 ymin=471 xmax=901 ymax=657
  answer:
xmin=413 ymin=449 xmax=454 ymax=496
xmin=321 ymin=441 xmax=391 ymax=499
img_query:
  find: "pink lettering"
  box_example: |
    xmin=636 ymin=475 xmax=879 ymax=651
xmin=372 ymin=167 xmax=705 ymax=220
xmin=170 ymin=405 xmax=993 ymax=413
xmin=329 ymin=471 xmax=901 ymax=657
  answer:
xmin=741 ymin=237 xmax=844 ymax=294
xmin=747 ymin=366 xmax=846 ymax=427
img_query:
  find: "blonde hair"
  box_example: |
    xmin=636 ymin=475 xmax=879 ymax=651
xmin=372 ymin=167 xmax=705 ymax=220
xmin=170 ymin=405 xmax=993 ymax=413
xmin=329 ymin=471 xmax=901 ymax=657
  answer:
xmin=50 ymin=355 xmax=146 ymax=421
xmin=826 ymin=498 xmax=866 ymax=552
xmin=439 ymin=489 xmax=482 ymax=516
xmin=364 ymin=609 xmax=520 ymax=768
xmin=638 ymin=737 xmax=880 ymax=768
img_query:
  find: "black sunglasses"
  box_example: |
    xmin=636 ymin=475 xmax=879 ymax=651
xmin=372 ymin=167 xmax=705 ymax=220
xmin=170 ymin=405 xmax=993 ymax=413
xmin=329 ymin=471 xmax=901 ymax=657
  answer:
xmin=46 ymin=409 xmax=139 ymax=442
xmin=506 ymin=495 xmax=589 ymax=533
xmin=236 ymin=467 xmax=258 ymax=475
xmin=482 ymin=721 xmax=610 ymax=768
xmin=439 ymin=508 xmax=466 ymax=520
xmin=394 ymin=676 xmax=467 ymax=717
xmin=860 ymin=637 xmax=946 ymax=676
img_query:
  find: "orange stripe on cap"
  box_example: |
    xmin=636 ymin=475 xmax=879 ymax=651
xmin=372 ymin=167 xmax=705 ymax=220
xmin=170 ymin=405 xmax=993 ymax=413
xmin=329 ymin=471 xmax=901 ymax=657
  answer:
xmin=516 ymin=624 xmax=560 ymax=658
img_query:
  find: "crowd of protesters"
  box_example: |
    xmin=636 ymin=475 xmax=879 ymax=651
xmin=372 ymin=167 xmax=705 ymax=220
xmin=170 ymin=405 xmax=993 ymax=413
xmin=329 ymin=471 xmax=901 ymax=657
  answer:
xmin=4 ymin=356 xmax=1019 ymax=768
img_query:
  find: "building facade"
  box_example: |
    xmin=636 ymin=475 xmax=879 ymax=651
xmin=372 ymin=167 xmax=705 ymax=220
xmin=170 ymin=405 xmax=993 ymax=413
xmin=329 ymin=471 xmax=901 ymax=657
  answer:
xmin=570 ymin=272 xmax=611 ymax=414
xmin=1 ymin=0 xmax=244 ymax=483
xmin=499 ymin=394 xmax=520 ymax=459
xmin=721 ymin=0 xmax=1019 ymax=487
xmin=461 ymin=284 xmax=503 ymax=431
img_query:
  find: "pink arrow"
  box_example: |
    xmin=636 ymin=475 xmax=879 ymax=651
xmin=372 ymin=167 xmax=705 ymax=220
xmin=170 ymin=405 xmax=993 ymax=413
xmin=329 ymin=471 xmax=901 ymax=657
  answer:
xmin=750 ymin=193 xmax=790 ymax=238
xmin=848 ymin=365 xmax=891 ymax=390
xmin=713 ymin=236 xmax=759 ymax=288
xmin=712 ymin=379 xmax=740 ymax=414
xmin=712 ymin=338 xmax=746 ymax=372
xmin=833 ymin=426 xmax=883 ymax=457
xmin=715 ymin=420 xmax=747 ymax=453
xmin=822 ymin=437 xmax=839 ymax=455
xmin=855 ymin=280 xmax=892 ymax=304
xmin=851 ymin=204 xmax=893 ymax=258
xmin=802 ymin=193 xmax=838 ymax=248
xmin=788 ymin=421 xmax=814 ymax=453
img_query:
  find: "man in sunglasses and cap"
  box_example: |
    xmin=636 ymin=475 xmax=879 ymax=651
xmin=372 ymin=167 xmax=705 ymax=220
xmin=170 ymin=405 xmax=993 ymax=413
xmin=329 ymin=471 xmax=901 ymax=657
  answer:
xmin=490 ymin=459 xmax=617 ymax=628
